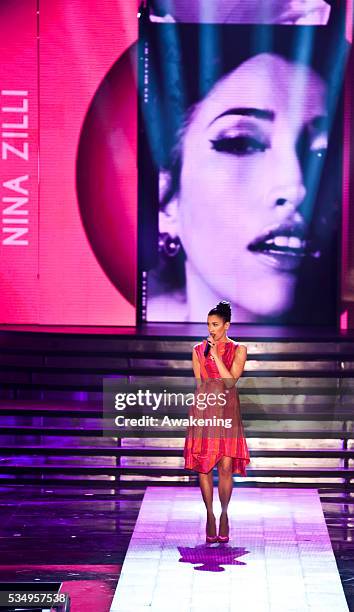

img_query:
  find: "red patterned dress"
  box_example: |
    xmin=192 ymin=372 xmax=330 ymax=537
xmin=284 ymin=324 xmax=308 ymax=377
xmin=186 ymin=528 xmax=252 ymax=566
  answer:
xmin=183 ymin=340 xmax=250 ymax=476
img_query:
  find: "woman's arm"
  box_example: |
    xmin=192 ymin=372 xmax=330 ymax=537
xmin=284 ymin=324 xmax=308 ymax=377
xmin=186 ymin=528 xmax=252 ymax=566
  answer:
xmin=230 ymin=344 xmax=247 ymax=381
xmin=212 ymin=343 xmax=247 ymax=387
xmin=192 ymin=347 xmax=202 ymax=386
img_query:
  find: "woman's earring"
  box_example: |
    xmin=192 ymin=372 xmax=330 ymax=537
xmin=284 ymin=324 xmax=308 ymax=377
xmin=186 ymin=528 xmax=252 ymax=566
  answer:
xmin=158 ymin=232 xmax=181 ymax=257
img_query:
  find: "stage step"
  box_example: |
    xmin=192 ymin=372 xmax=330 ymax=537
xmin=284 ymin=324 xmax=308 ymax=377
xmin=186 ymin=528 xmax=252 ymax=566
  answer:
xmin=0 ymin=399 xmax=353 ymax=419
xmin=0 ymin=477 xmax=351 ymax=492
xmin=0 ymin=445 xmax=353 ymax=458
xmin=1 ymin=407 xmax=353 ymax=419
xmin=0 ymin=425 xmax=352 ymax=438
xmin=0 ymin=483 xmax=352 ymax=505
xmin=2 ymin=370 xmax=354 ymax=391
xmin=0 ymin=464 xmax=353 ymax=479
xmin=1 ymin=358 xmax=354 ymax=374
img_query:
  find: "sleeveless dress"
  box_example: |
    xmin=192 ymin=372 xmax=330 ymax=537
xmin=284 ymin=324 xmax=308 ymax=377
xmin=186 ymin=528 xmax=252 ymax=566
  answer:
xmin=183 ymin=340 xmax=250 ymax=476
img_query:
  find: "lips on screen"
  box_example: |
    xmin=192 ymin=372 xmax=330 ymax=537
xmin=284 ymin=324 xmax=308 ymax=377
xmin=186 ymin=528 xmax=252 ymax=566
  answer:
xmin=137 ymin=18 xmax=345 ymax=325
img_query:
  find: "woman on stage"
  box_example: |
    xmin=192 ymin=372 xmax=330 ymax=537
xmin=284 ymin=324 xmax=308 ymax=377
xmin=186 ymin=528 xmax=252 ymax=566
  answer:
xmin=183 ymin=300 xmax=250 ymax=543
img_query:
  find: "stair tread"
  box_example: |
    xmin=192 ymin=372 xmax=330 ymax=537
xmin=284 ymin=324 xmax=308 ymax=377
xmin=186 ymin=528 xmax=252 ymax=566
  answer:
xmin=0 ymin=426 xmax=352 ymax=438
xmin=0 ymin=464 xmax=353 ymax=475
xmin=0 ymin=445 xmax=353 ymax=456
xmin=2 ymin=368 xmax=354 ymax=377
xmin=1 ymin=403 xmax=353 ymax=419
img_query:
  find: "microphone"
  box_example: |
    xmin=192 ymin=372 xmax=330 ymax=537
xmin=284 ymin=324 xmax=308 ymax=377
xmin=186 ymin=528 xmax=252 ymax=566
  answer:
xmin=204 ymin=337 xmax=212 ymax=357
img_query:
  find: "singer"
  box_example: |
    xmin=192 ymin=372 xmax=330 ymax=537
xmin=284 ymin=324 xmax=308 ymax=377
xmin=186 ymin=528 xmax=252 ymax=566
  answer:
xmin=183 ymin=300 xmax=250 ymax=543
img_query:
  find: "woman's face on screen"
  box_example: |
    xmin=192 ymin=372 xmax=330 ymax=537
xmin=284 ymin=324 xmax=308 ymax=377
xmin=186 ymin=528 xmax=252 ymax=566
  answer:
xmin=175 ymin=53 xmax=328 ymax=318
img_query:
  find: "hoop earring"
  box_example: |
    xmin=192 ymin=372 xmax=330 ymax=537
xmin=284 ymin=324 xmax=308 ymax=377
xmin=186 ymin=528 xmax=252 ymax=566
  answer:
xmin=158 ymin=232 xmax=181 ymax=257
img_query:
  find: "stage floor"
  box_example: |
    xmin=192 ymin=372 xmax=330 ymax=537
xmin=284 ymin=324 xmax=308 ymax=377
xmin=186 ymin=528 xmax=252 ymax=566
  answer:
xmin=110 ymin=487 xmax=349 ymax=612
xmin=0 ymin=484 xmax=352 ymax=611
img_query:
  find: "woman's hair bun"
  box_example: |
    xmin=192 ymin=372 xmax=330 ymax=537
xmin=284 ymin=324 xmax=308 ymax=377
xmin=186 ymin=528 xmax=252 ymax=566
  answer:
xmin=216 ymin=300 xmax=231 ymax=317
xmin=208 ymin=300 xmax=231 ymax=322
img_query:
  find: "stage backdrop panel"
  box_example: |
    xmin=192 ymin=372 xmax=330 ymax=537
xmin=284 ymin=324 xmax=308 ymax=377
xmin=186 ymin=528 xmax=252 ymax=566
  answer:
xmin=0 ymin=0 xmax=138 ymax=325
xmin=138 ymin=10 xmax=352 ymax=326
xmin=0 ymin=0 xmax=39 ymax=321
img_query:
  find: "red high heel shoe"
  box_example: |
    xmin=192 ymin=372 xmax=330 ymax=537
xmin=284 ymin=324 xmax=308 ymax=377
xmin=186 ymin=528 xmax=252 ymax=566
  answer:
xmin=217 ymin=534 xmax=229 ymax=543
xmin=206 ymin=534 xmax=219 ymax=543
xmin=206 ymin=515 xmax=218 ymax=543
xmin=218 ymin=514 xmax=229 ymax=543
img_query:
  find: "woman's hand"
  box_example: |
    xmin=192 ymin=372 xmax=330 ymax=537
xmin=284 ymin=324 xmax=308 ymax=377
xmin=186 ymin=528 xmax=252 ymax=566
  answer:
xmin=207 ymin=335 xmax=218 ymax=360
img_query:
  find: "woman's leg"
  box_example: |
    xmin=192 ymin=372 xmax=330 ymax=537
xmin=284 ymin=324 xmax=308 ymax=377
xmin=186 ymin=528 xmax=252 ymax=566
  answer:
xmin=198 ymin=469 xmax=216 ymax=536
xmin=217 ymin=456 xmax=233 ymax=536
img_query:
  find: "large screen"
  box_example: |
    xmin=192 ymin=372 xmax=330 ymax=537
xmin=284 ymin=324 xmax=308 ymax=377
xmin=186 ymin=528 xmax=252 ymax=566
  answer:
xmin=138 ymin=4 xmax=352 ymax=325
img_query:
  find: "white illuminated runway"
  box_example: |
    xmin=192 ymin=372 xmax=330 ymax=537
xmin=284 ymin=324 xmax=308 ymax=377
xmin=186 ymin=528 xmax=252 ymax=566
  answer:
xmin=110 ymin=487 xmax=349 ymax=612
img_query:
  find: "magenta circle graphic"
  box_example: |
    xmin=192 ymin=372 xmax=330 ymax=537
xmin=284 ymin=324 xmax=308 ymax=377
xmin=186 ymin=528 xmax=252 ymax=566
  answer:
xmin=76 ymin=44 xmax=137 ymax=306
